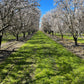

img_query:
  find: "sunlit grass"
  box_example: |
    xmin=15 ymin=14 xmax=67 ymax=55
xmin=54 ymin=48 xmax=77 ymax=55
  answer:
xmin=63 ymin=35 xmax=84 ymax=44
xmin=0 ymin=31 xmax=84 ymax=84
xmin=55 ymin=33 xmax=84 ymax=44
xmin=2 ymin=33 xmax=28 ymax=43
xmin=2 ymin=33 xmax=16 ymax=43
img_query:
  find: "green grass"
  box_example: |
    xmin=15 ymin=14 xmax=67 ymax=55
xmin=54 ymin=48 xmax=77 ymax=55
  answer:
xmin=55 ymin=33 xmax=84 ymax=44
xmin=63 ymin=35 xmax=84 ymax=44
xmin=2 ymin=33 xmax=28 ymax=43
xmin=0 ymin=31 xmax=84 ymax=84
xmin=2 ymin=34 xmax=16 ymax=43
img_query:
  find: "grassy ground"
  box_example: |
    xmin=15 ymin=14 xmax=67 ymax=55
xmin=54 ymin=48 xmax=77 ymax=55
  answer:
xmin=2 ymin=34 xmax=16 ymax=43
xmin=0 ymin=31 xmax=84 ymax=84
xmin=55 ymin=33 xmax=84 ymax=44
xmin=63 ymin=36 xmax=84 ymax=44
xmin=2 ymin=33 xmax=28 ymax=43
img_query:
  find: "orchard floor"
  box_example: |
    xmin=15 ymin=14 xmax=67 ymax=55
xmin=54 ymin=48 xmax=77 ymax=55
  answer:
xmin=0 ymin=31 xmax=84 ymax=84
xmin=0 ymin=34 xmax=33 ymax=63
xmin=46 ymin=33 xmax=84 ymax=59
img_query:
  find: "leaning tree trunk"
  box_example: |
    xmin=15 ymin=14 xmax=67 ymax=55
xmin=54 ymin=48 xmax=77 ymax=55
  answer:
xmin=16 ymin=34 xmax=19 ymax=41
xmin=0 ymin=35 xmax=2 ymax=48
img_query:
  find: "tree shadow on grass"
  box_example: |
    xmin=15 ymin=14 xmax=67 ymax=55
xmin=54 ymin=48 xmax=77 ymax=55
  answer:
xmin=0 ymin=34 xmax=34 ymax=63
xmin=0 ymin=32 xmax=83 ymax=84
xmin=0 ymin=50 xmax=18 ymax=63
xmin=0 ymin=43 xmax=74 ymax=83
xmin=0 ymin=51 xmax=35 ymax=83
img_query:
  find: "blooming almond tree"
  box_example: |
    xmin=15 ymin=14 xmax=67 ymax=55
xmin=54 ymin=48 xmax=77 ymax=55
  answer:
xmin=54 ymin=0 xmax=84 ymax=45
xmin=0 ymin=0 xmax=40 ymax=47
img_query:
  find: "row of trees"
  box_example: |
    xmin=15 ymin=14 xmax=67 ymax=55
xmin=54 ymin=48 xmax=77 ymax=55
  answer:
xmin=0 ymin=0 xmax=40 ymax=47
xmin=41 ymin=0 xmax=84 ymax=46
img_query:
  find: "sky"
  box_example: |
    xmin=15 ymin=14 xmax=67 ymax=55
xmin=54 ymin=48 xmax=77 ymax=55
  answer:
xmin=39 ymin=0 xmax=55 ymax=28
xmin=39 ymin=0 xmax=55 ymax=18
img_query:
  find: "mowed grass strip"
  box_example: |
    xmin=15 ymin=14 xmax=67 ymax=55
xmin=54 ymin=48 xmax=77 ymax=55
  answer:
xmin=0 ymin=31 xmax=84 ymax=84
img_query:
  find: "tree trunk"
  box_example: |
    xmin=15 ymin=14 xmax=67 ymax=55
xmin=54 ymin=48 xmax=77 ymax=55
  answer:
xmin=48 ymin=31 xmax=50 ymax=34
xmin=28 ymin=32 xmax=30 ymax=35
xmin=61 ymin=34 xmax=63 ymax=40
xmin=0 ymin=35 xmax=2 ymax=48
xmin=73 ymin=37 xmax=78 ymax=46
xmin=2 ymin=31 xmax=3 ymax=36
xmin=60 ymin=32 xmax=63 ymax=40
xmin=16 ymin=34 xmax=19 ymax=41
xmin=59 ymin=27 xmax=63 ymax=40
xmin=52 ymin=31 xmax=54 ymax=36
xmin=32 ymin=31 xmax=35 ymax=34
xmin=23 ymin=32 xmax=25 ymax=39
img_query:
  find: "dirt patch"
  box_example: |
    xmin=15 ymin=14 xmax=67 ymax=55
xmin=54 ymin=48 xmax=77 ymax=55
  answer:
xmin=46 ymin=34 xmax=84 ymax=59
xmin=0 ymin=34 xmax=34 ymax=63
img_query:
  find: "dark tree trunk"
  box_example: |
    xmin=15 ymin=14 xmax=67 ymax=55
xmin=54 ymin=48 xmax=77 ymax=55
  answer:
xmin=73 ymin=37 xmax=78 ymax=46
xmin=52 ymin=31 xmax=54 ymax=36
xmin=23 ymin=32 xmax=25 ymax=39
xmin=32 ymin=30 xmax=35 ymax=34
xmin=16 ymin=34 xmax=19 ymax=41
xmin=61 ymin=34 xmax=63 ymax=40
xmin=28 ymin=32 xmax=30 ymax=35
xmin=44 ymin=30 xmax=47 ymax=33
xmin=73 ymin=30 xmax=78 ymax=46
xmin=60 ymin=32 xmax=63 ymax=40
xmin=48 ymin=31 xmax=51 ymax=34
xmin=0 ymin=35 xmax=2 ymax=48
xmin=2 ymin=31 xmax=3 ymax=36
